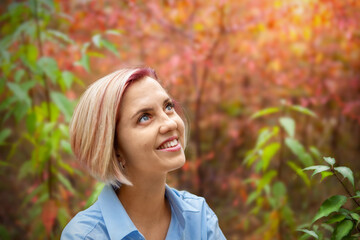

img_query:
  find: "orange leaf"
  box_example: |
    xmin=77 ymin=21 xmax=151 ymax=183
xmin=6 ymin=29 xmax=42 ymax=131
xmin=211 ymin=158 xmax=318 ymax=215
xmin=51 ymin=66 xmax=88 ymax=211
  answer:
xmin=41 ymin=200 xmax=58 ymax=236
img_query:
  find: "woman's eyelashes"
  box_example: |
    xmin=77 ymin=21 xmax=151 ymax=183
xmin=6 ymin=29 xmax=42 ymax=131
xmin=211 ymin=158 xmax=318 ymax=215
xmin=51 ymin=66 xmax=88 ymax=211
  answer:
xmin=138 ymin=113 xmax=151 ymax=123
xmin=165 ymin=101 xmax=175 ymax=112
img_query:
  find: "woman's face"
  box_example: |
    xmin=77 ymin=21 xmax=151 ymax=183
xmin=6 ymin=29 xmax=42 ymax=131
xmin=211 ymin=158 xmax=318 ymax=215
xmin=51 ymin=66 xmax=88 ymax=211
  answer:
xmin=116 ymin=76 xmax=186 ymax=180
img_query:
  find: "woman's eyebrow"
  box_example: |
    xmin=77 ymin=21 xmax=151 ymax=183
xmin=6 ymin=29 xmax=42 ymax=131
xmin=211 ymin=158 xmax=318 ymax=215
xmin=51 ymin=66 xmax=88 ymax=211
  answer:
xmin=131 ymin=107 xmax=153 ymax=120
xmin=130 ymin=98 xmax=172 ymax=120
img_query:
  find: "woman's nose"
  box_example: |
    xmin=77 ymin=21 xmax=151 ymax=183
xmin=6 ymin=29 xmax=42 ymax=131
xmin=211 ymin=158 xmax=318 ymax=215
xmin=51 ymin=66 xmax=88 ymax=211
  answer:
xmin=159 ymin=114 xmax=177 ymax=134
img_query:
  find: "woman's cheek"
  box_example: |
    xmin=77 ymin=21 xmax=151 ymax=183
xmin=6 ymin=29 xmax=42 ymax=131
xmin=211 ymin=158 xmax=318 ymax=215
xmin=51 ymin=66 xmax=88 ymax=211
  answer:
xmin=177 ymin=118 xmax=186 ymax=146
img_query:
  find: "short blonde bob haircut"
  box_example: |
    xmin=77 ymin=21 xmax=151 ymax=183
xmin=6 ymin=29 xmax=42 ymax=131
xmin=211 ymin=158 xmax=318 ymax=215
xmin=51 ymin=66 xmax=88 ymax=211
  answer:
xmin=70 ymin=68 xmax=187 ymax=187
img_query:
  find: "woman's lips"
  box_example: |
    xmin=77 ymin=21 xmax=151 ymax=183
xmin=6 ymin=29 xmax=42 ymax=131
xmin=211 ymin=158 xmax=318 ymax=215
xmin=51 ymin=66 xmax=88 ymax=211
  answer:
xmin=157 ymin=136 xmax=179 ymax=150
xmin=157 ymin=142 xmax=181 ymax=152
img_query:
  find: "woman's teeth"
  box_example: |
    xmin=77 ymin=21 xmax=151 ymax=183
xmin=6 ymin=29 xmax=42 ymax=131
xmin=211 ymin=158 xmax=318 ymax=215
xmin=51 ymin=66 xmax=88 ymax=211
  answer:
xmin=158 ymin=139 xmax=178 ymax=149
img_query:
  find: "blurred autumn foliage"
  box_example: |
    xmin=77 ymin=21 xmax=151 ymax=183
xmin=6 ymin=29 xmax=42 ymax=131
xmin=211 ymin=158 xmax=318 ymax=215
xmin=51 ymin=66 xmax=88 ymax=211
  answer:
xmin=0 ymin=0 xmax=359 ymax=239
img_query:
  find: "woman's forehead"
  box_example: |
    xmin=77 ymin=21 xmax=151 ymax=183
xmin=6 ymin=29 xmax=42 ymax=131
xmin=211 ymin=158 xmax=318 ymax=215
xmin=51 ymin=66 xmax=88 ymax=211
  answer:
xmin=122 ymin=77 xmax=170 ymax=106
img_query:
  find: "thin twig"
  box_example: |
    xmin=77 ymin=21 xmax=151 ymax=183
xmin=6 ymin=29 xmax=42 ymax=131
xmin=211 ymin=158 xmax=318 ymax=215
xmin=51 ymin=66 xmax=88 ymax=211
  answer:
xmin=34 ymin=0 xmax=53 ymax=199
xmin=332 ymin=169 xmax=360 ymax=207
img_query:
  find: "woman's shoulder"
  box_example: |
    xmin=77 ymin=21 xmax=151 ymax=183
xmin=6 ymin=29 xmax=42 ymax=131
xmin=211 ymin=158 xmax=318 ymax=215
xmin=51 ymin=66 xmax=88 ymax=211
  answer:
xmin=61 ymin=202 xmax=109 ymax=240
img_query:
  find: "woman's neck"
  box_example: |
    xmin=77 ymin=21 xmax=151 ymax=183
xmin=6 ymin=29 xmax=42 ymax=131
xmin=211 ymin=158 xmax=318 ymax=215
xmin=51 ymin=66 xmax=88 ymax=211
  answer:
xmin=116 ymin=175 xmax=171 ymax=239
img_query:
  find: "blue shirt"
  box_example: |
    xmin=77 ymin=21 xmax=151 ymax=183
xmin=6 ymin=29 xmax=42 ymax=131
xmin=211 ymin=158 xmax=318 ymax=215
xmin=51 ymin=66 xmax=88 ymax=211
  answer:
xmin=61 ymin=185 xmax=226 ymax=240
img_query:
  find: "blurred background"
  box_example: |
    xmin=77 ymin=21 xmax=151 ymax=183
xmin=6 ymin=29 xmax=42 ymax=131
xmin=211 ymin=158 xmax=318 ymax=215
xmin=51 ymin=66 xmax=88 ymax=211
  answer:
xmin=0 ymin=0 xmax=359 ymax=239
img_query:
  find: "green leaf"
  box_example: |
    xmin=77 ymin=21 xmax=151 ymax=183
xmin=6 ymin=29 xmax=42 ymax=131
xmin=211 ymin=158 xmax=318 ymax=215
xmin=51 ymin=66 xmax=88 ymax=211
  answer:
xmin=331 ymin=220 xmax=354 ymax=240
xmin=49 ymin=128 xmax=62 ymax=155
xmin=289 ymin=105 xmax=317 ymax=118
xmin=0 ymin=77 xmax=5 ymax=94
xmin=7 ymin=82 xmax=28 ymax=102
xmin=57 ymin=207 xmax=70 ymax=228
xmin=326 ymin=214 xmax=346 ymax=224
xmin=85 ymin=182 xmax=105 ymax=208
xmin=309 ymin=146 xmax=321 ymax=159
xmin=346 ymin=233 xmax=360 ymax=239
xmin=24 ymin=44 xmax=38 ymax=66
xmin=254 ymin=159 xmax=263 ymax=173
xmin=50 ymin=91 xmax=74 ymax=122
xmin=101 ymin=39 xmax=120 ymax=57
xmin=281 ymin=205 xmax=295 ymax=226
xmin=323 ymin=157 xmax=335 ymax=166
xmin=285 ymin=138 xmax=313 ymax=166
xmin=221 ymin=101 xmax=242 ymax=117
xmin=352 ymin=191 xmax=360 ymax=199
xmin=0 ymin=96 xmax=15 ymax=112
xmin=76 ymin=53 xmax=90 ymax=72
xmin=105 ymin=29 xmax=123 ymax=35
xmin=46 ymin=29 xmax=75 ymax=44
xmin=57 ymin=172 xmax=75 ymax=194
xmin=350 ymin=212 xmax=360 ymax=222
xmin=339 ymin=208 xmax=352 ymax=216
xmin=75 ymin=41 xmax=91 ymax=72
xmin=320 ymin=171 xmax=333 ymax=181
xmin=243 ymin=150 xmax=257 ymax=166
xmin=321 ymin=223 xmax=334 ymax=232
xmin=92 ymin=34 xmax=102 ymax=47
xmin=37 ymin=57 xmax=60 ymax=83
xmin=61 ymin=71 xmax=74 ymax=90
xmin=0 ymin=128 xmax=11 ymax=145
xmin=60 ymin=140 xmax=72 ymax=154
xmin=255 ymin=127 xmax=279 ymax=149
xmin=81 ymin=41 xmax=90 ymax=54
xmin=313 ymin=195 xmax=348 ymax=223
xmin=303 ymin=165 xmax=330 ymax=178
xmin=287 ymin=161 xmax=311 ymax=186
xmin=0 ymin=161 xmax=10 ymax=167
xmin=251 ymin=107 xmax=280 ymax=119
xmin=257 ymin=170 xmax=277 ymax=193
xmin=38 ymin=0 xmax=55 ymax=11
xmin=58 ymin=160 xmax=74 ymax=174
xmin=14 ymin=69 xmax=25 ymax=82
xmin=58 ymin=123 xmax=69 ymax=137
xmin=334 ymin=167 xmax=354 ymax=187
xmin=13 ymin=101 xmax=30 ymax=122
xmin=261 ymin=142 xmax=280 ymax=171
xmin=18 ymin=160 xmax=32 ymax=180
xmin=279 ymin=117 xmax=295 ymax=138
xmin=26 ymin=111 xmax=37 ymax=135
xmin=272 ymin=181 xmax=286 ymax=201
xmin=297 ymin=229 xmax=319 ymax=239
xmin=0 ymin=224 xmax=11 ymax=240
xmin=87 ymin=51 xmax=105 ymax=58
xmin=246 ymin=190 xmax=259 ymax=205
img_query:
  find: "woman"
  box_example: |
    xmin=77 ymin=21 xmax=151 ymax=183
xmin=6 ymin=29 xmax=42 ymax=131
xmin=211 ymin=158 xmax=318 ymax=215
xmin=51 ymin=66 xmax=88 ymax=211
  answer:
xmin=61 ymin=68 xmax=226 ymax=240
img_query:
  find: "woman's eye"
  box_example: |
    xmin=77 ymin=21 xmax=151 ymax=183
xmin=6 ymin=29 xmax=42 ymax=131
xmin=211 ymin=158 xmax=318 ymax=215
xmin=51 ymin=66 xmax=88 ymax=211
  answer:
xmin=138 ymin=114 xmax=151 ymax=123
xmin=165 ymin=102 xmax=175 ymax=112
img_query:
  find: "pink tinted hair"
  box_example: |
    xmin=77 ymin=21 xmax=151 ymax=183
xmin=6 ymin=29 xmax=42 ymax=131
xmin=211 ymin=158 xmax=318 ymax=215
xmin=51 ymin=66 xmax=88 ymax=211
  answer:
xmin=70 ymin=68 xmax=158 ymax=187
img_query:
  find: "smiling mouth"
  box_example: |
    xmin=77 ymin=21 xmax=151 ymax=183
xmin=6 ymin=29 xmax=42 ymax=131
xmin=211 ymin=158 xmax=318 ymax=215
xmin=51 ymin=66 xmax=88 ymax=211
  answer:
xmin=157 ymin=139 xmax=179 ymax=150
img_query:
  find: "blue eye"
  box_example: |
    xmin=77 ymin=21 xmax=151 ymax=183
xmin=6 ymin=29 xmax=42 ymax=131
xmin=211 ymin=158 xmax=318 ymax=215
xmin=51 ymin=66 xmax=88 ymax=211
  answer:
xmin=138 ymin=114 xmax=151 ymax=123
xmin=165 ymin=102 xmax=175 ymax=112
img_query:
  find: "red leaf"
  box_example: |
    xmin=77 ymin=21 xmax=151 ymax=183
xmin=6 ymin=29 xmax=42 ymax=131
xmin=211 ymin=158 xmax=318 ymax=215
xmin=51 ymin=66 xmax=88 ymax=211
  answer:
xmin=41 ymin=200 xmax=58 ymax=236
xmin=182 ymin=162 xmax=189 ymax=171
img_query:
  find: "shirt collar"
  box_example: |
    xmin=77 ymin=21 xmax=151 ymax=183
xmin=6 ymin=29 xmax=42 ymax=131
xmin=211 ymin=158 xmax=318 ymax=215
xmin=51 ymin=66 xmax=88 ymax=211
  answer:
xmin=98 ymin=184 xmax=199 ymax=240
xmin=165 ymin=185 xmax=199 ymax=213
xmin=165 ymin=185 xmax=199 ymax=230
xmin=98 ymin=185 xmax=141 ymax=240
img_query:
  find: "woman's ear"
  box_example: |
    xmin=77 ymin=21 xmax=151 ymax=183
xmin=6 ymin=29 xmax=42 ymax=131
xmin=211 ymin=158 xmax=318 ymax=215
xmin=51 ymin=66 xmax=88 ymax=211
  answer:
xmin=115 ymin=151 xmax=126 ymax=169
